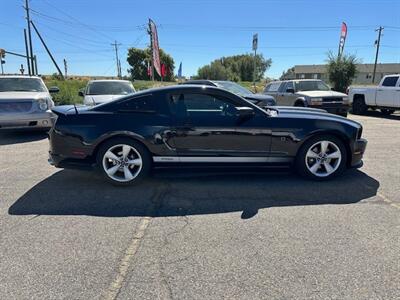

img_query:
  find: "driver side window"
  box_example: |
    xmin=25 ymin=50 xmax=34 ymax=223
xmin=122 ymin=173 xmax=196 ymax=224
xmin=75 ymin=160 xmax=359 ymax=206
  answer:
xmin=169 ymin=93 xmax=239 ymax=125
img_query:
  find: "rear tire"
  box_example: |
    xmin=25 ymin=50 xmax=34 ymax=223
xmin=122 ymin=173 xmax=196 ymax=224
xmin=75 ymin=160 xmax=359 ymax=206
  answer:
xmin=96 ymin=138 xmax=151 ymax=186
xmin=381 ymin=109 xmax=395 ymax=116
xmin=294 ymin=101 xmax=305 ymax=107
xmin=296 ymin=135 xmax=347 ymax=180
xmin=352 ymin=97 xmax=367 ymax=115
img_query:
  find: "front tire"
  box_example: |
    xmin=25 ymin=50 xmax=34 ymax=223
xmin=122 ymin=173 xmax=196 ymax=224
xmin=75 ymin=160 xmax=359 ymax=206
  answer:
xmin=296 ymin=135 xmax=347 ymax=180
xmin=352 ymin=97 xmax=367 ymax=115
xmin=96 ymin=138 xmax=151 ymax=185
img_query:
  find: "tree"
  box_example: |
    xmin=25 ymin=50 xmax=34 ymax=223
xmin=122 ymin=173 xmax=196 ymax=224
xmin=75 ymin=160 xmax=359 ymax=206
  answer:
xmin=326 ymin=52 xmax=358 ymax=93
xmin=127 ymin=47 xmax=175 ymax=81
xmin=280 ymin=67 xmax=295 ymax=80
xmin=196 ymin=54 xmax=272 ymax=82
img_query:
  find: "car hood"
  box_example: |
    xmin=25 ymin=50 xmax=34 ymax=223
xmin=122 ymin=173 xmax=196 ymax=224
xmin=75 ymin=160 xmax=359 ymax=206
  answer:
xmin=296 ymin=90 xmax=347 ymax=98
xmin=275 ymin=106 xmax=361 ymax=127
xmin=85 ymin=94 xmax=124 ymax=104
xmin=243 ymin=94 xmax=276 ymax=105
xmin=0 ymin=91 xmax=49 ymax=101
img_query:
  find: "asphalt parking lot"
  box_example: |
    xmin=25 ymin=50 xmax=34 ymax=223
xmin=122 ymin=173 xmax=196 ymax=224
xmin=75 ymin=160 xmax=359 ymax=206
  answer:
xmin=0 ymin=112 xmax=399 ymax=300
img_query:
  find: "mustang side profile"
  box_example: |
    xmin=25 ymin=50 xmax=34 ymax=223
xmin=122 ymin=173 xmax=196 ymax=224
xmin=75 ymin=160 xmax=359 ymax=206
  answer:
xmin=49 ymin=85 xmax=367 ymax=185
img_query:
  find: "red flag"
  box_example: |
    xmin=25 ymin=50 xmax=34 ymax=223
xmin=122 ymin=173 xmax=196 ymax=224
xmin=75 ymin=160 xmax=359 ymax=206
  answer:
xmin=161 ymin=64 xmax=166 ymax=78
xmin=149 ymin=19 xmax=161 ymax=77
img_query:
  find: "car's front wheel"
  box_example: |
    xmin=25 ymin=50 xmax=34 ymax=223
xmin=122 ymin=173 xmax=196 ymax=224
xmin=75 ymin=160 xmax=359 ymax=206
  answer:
xmin=296 ymin=135 xmax=347 ymax=180
xmin=97 ymin=138 xmax=151 ymax=185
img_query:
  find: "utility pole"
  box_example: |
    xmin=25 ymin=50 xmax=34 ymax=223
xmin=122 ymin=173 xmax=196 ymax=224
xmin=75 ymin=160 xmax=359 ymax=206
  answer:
xmin=30 ymin=21 xmax=64 ymax=78
xmin=372 ymin=26 xmax=384 ymax=84
xmin=111 ymin=41 xmax=122 ymax=79
xmin=24 ymin=0 xmax=35 ymax=75
xmin=252 ymin=34 xmax=258 ymax=92
xmin=63 ymin=58 xmax=67 ymax=79
xmin=23 ymin=29 xmax=31 ymax=75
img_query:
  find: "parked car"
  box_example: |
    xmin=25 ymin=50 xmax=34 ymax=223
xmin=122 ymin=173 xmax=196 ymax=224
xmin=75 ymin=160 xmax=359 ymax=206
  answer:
xmin=0 ymin=75 xmax=58 ymax=130
xmin=264 ymin=79 xmax=349 ymax=116
xmin=182 ymin=80 xmax=276 ymax=107
xmin=348 ymin=74 xmax=400 ymax=115
xmin=48 ymin=85 xmax=367 ymax=185
xmin=80 ymin=80 xmax=135 ymax=106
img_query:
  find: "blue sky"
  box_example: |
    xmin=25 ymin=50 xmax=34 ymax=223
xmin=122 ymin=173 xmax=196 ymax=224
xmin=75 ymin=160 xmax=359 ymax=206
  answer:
xmin=1 ymin=0 xmax=399 ymax=79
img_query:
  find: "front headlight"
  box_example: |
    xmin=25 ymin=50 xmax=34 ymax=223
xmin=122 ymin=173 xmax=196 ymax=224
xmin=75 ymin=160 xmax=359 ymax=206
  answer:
xmin=38 ymin=99 xmax=48 ymax=111
xmin=310 ymin=97 xmax=323 ymax=105
xmin=342 ymin=96 xmax=349 ymax=103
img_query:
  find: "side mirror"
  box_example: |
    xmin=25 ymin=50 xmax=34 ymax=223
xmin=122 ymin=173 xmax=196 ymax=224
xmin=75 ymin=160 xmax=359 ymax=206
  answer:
xmin=286 ymin=88 xmax=295 ymax=94
xmin=331 ymin=87 xmax=335 ymax=91
xmin=49 ymin=86 xmax=59 ymax=93
xmin=236 ymin=106 xmax=255 ymax=119
xmin=78 ymin=90 xmax=84 ymax=97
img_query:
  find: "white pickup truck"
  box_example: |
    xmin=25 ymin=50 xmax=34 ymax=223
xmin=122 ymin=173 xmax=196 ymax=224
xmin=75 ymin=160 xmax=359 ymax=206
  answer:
xmin=348 ymin=74 xmax=400 ymax=115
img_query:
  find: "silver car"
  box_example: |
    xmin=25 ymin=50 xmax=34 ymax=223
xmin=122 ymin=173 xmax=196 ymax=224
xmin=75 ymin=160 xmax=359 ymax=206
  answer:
xmin=264 ymin=79 xmax=350 ymax=116
xmin=0 ymin=76 xmax=59 ymax=130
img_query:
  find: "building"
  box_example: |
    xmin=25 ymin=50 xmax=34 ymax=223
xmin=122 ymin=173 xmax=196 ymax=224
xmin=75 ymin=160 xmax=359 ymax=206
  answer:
xmin=286 ymin=63 xmax=400 ymax=85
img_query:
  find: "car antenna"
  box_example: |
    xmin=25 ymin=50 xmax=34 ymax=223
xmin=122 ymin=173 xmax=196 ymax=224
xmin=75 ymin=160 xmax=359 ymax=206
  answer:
xmin=73 ymin=104 xmax=79 ymax=114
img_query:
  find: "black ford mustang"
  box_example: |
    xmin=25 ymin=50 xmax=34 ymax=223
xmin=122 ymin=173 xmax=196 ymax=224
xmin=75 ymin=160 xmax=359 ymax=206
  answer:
xmin=49 ymin=85 xmax=367 ymax=185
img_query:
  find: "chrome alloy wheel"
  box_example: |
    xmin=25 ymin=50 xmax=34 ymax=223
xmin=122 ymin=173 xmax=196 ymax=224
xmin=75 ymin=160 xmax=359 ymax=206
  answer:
xmin=305 ymin=140 xmax=342 ymax=177
xmin=102 ymin=144 xmax=143 ymax=182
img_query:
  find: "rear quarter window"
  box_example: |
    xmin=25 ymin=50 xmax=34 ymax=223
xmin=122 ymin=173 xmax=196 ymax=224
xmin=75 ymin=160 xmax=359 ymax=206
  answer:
xmin=265 ymin=82 xmax=281 ymax=92
xmin=116 ymin=94 xmax=169 ymax=114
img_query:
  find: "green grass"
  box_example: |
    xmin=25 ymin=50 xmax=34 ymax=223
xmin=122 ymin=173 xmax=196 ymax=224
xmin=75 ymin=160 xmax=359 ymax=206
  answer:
xmin=44 ymin=79 xmax=267 ymax=105
xmin=44 ymin=79 xmax=87 ymax=105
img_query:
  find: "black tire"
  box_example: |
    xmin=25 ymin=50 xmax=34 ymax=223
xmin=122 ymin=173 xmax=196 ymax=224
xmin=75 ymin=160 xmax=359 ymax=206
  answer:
xmin=96 ymin=137 xmax=151 ymax=186
xmin=338 ymin=112 xmax=348 ymax=117
xmin=296 ymin=135 xmax=347 ymax=180
xmin=380 ymin=109 xmax=395 ymax=116
xmin=294 ymin=101 xmax=305 ymax=107
xmin=352 ymin=97 xmax=367 ymax=115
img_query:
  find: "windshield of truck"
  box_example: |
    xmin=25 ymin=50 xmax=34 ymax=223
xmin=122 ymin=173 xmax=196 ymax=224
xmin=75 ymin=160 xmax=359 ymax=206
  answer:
xmin=294 ymin=80 xmax=330 ymax=92
xmin=0 ymin=78 xmax=47 ymax=92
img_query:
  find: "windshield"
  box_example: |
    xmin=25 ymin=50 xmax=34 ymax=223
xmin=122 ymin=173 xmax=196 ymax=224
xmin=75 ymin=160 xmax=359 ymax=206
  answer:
xmin=294 ymin=80 xmax=330 ymax=92
xmin=0 ymin=78 xmax=47 ymax=92
xmin=87 ymin=81 xmax=135 ymax=95
xmin=215 ymin=81 xmax=253 ymax=96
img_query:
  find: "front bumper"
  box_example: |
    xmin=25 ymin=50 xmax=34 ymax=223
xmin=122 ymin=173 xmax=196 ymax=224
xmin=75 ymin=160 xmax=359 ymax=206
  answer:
xmin=0 ymin=111 xmax=55 ymax=130
xmin=310 ymin=104 xmax=350 ymax=116
xmin=351 ymin=138 xmax=367 ymax=168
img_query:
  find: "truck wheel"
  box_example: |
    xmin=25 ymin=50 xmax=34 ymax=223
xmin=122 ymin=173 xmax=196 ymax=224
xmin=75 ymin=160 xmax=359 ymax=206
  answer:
xmin=381 ymin=109 xmax=395 ymax=116
xmin=352 ymin=97 xmax=367 ymax=115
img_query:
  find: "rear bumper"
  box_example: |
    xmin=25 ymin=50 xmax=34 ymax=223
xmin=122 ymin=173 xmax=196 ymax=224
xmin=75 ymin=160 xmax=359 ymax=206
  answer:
xmin=0 ymin=111 xmax=55 ymax=130
xmin=351 ymin=138 xmax=367 ymax=168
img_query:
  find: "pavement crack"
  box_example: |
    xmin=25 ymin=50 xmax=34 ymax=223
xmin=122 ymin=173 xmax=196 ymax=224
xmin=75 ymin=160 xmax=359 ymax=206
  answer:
xmin=103 ymin=183 xmax=169 ymax=300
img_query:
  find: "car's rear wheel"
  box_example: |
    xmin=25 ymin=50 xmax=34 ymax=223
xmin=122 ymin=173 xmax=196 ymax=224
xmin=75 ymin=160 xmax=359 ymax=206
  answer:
xmin=380 ymin=109 xmax=395 ymax=116
xmin=296 ymin=135 xmax=347 ymax=180
xmin=97 ymin=138 xmax=151 ymax=185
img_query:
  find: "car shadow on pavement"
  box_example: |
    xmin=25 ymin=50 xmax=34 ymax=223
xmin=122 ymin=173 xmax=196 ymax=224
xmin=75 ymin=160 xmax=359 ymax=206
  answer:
xmin=9 ymin=168 xmax=379 ymax=219
xmin=0 ymin=130 xmax=47 ymax=146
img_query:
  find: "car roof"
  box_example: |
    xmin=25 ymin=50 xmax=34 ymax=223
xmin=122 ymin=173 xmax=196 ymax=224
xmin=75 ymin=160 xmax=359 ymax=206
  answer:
xmin=0 ymin=75 xmax=42 ymax=79
xmin=182 ymin=80 xmax=216 ymax=86
xmin=88 ymin=79 xmax=131 ymax=83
